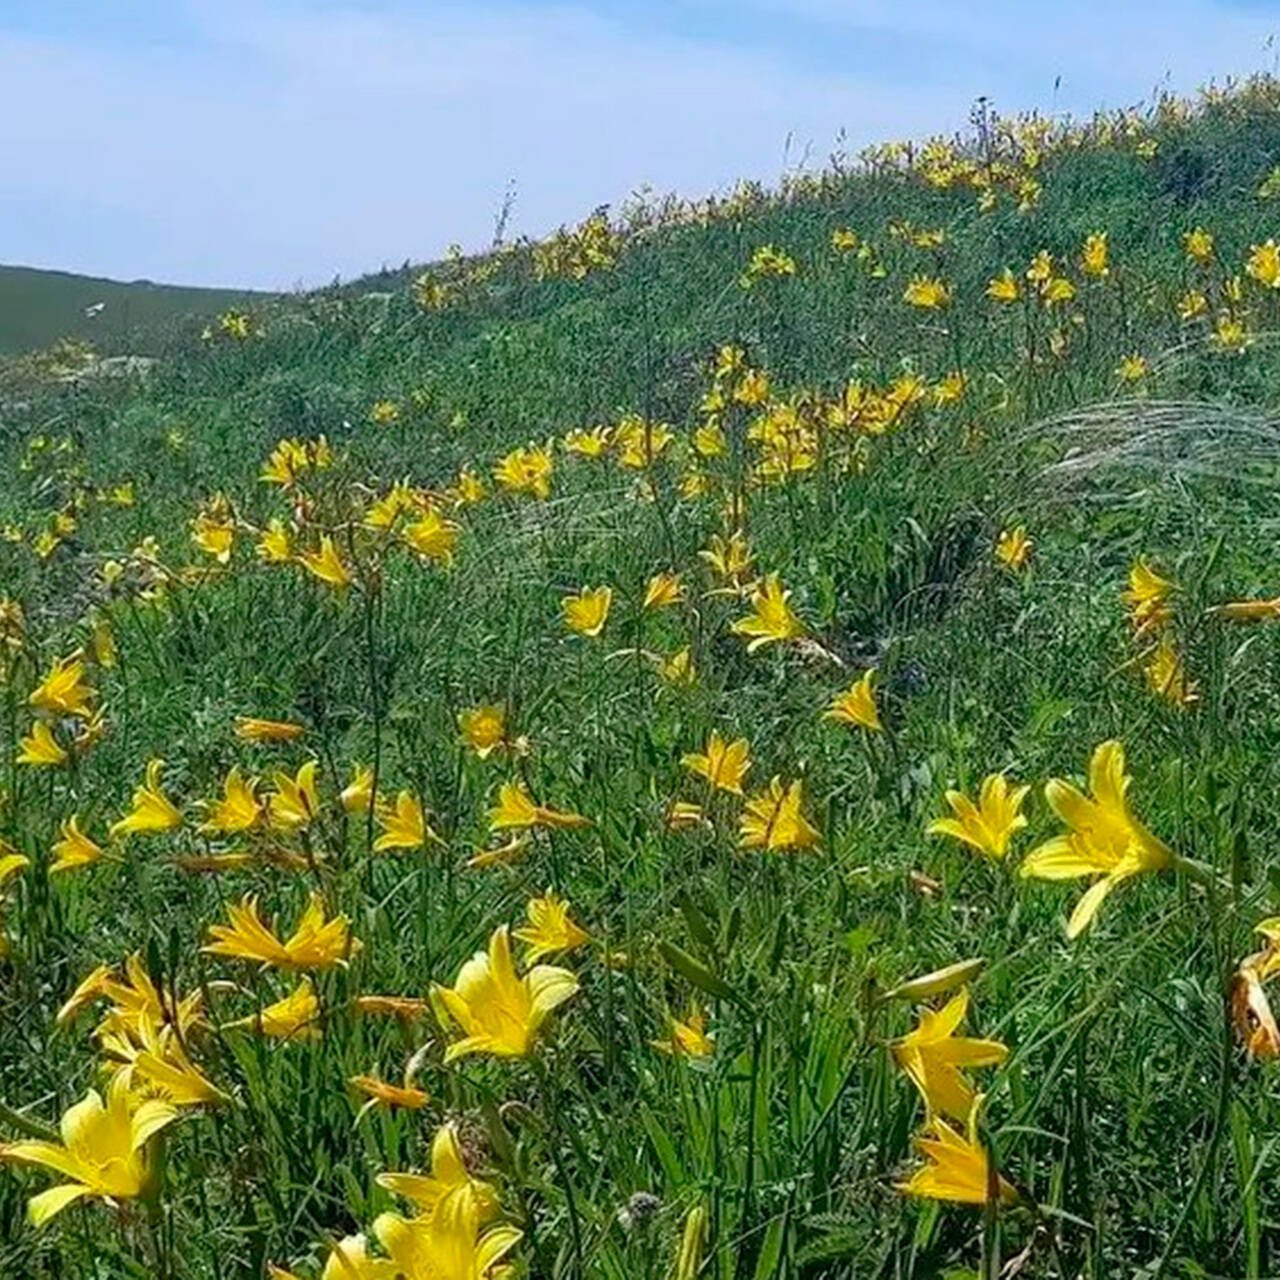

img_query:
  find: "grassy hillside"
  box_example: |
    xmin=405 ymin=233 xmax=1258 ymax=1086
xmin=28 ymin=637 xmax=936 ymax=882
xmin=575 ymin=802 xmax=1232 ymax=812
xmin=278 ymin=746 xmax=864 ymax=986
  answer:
xmin=0 ymin=262 xmax=268 ymax=356
xmin=4 ymin=78 xmax=1280 ymax=1279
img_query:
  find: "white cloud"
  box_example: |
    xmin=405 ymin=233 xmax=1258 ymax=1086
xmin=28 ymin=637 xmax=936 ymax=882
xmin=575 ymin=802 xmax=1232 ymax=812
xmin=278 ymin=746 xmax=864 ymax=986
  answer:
xmin=0 ymin=0 xmax=1276 ymax=286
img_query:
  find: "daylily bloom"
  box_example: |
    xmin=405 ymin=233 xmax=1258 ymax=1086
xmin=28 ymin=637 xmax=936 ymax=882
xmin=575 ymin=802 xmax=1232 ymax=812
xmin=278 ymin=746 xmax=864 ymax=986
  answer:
xmin=0 ymin=1075 xmax=178 ymax=1226
xmin=458 ymin=705 xmax=506 ymax=758
xmin=1232 ymin=959 xmax=1280 ymax=1060
xmin=110 ymin=759 xmax=182 ymax=839
xmin=257 ymin=519 xmax=293 ymax=563
xmin=403 ymin=509 xmax=460 ymax=565
xmin=431 ymin=924 xmax=578 ymax=1062
xmin=494 ymin=444 xmax=554 ymax=500
xmin=373 ymin=1196 xmax=521 ymax=1280
xmin=927 ymin=775 xmax=1029 ymax=860
xmin=488 ymin=780 xmax=587 ymax=832
xmin=266 ymin=760 xmax=321 ymax=831
xmin=995 ymin=526 xmax=1032 ymax=571
xmin=1144 ymin=634 xmax=1198 ymax=707
xmin=897 ymin=1102 xmax=1016 ymax=1206
xmin=1123 ymin=557 xmax=1174 ymax=635
xmin=903 ymin=276 xmax=951 ymax=309
xmin=102 ymin=1017 xmax=224 ymax=1108
xmin=699 ymin=530 xmax=754 ymax=585
xmin=681 ymin=731 xmax=751 ymax=795
xmin=658 ymin=646 xmax=696 ymax=685
xmin=377 ymin=1122 xmax=497 ymax=1220
xmin=234 ymin=716 xmax=305 ymax=743
xmin=16 ymin=720 xmax=68 ymax=767
xmin=1020 ymin=740 xmax=1173 ymax=938
xmin=199 ymin=766 xmax=261 ymax=834
xmin=29 ymin=654 xmax=96 ymax=718
xmin=203 ymin=892 xmax=359 ymax=970
xmin=826 ymin=670 xmax=882 ymax=732
xmin=562 ymin=586 xmax=612 ymax=637
xmin=350 ymin=1075 xmax=430 ymax=1113
xmin=643 ymin=573 xmax=684 ymax=610
xmin=228 ymin=979 xmax=321 ymax=1040
xmin=652 ymin=1006 xmax=715 ymax=1058
xmin=513 ymin=893 xmax=590 ymax=962
xmin=468 ymin=834 xmax=531 ymax=868
xmin=50 ymin=816 xmax=106 ymax=873
xmin=739 ymin=777 xmax=820 ymax=852
xmin=270 ymin=1235 xmax=394 ymax=1280
xmin=373 ymin=791 xmax=437 ymax=853
xmin=731 ymin=574 xmax=805 ymax=651
xmin=341 ymin=763 xmax=375 ymax=813
xmin=1081 ymin=230 xmax=1109 ymax=277
xmin=298 ymin=536 xmax=353 ymax=588
xmin=890 ymin=990 xmax=1008 ymax=1120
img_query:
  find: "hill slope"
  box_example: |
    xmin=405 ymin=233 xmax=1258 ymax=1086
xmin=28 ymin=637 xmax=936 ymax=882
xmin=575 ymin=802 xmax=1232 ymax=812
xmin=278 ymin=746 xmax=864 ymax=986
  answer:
xmin=0 ymin=262 xmax=268 ymax=356
xmin=4 ymin=79 xmax=1280 ymax=1279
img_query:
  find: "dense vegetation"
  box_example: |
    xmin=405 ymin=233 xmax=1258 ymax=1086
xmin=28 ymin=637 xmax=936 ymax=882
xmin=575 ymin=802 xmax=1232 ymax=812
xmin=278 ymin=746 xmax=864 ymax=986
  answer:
xmin=4 ymin=76 xmax=1280 ymax=1280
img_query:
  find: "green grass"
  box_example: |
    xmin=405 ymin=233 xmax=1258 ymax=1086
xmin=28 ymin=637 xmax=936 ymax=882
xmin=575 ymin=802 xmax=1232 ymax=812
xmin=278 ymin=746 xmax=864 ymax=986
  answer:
xmin=3 ymin=78 xmax=1280 ymax=1280
xmin=0 ymin=263 xmax=268 ymax=357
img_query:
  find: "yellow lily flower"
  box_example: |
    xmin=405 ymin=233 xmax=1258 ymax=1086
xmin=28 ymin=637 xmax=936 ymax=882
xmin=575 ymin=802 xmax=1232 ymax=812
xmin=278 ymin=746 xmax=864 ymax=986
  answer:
xmin=562 ymin=586 xmax=612 ymax=637
xmin=373 ymin=790 xmax=438 ymax=853
xmin=652 ymin=1006 xmax=715 ymax=1058
xmin=1122 ymin=557 xmax=1174 ymax=635
xmin=203 ymin=892 xmax=359 ymax=970
xmin=234 ymin=715 xmax=305 ymax=743
xmin=29 ymin=654 xmax=96 ymax=718
xmin=731 ymin=574 xmax=805 ymax=651
xmin=488 ymin=779 xmax=588 ymax=832
xmin=228 ymin=979 xmax=321 ymax=1041
xmin=825 ymin=669 xmax=882 ymax=732
xmin=458 ymin=705 xmax=506 ymax=758
xmin=643 ymin=572 xmax=684 ymax=610
xmin=680 ymin=730 xmax=751 ymax=795
xmin=890 ymin=989 xmax=1008 ymax=1120
xmin=256 ymin=519 xmax=294 ymax=563
xmin=270 ymin=1235 xmax=394 ymax=1280
xmin=103 ymin=1016 xmax=224 ymax=1108
xmin=350 ymin=1075 xmax=431 ymax=1113
xmin=739 ymin=776 xmax=820 ymax=852
xmin=513 ymin=893 xmax=590 ymax=962
xmin=341 ymin=763 xmax=375 ymax=813
xmin=50 ymin=816 xmax=106 ymax=873
xmin=1019 ymin=740 xmax=1173 ymax=938
xmin=995 ymin=526 xmax=1032 ymax=571
xmin=0 ymin=1075 xmax=178 ymax=1226
xmin=377 ymin=1122 xmax=498 ymax=1220
xmin=199 ymin=766 xmax=261 ymax=834
xmin=926 ymin=774 xmax=1029 ymax=860
xmin=403 ymin=508 xmax=460 ymax=565
xmin=431 ymin=924 xmax=578 ymax=1062
xmin=16 ymin=720 xmax=68 ymax=767
xmin=266 ymin=760 xmax=321 ymax=831
xmin=110 ymin=759 xmax=182 ymax=838
xmin=897 ymin=1101 xmax=1016 ymax=1206
xmin=373 ymin=1196 xmax=521 ymax=1280
xmin=298 ymin=535 xmax=353 ymax=588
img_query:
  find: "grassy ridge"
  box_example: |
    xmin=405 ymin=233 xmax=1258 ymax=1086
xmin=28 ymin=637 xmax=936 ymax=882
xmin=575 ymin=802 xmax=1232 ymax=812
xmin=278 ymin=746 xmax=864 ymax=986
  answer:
xmin=2 ymin=80 xmax=1280 ymax=1279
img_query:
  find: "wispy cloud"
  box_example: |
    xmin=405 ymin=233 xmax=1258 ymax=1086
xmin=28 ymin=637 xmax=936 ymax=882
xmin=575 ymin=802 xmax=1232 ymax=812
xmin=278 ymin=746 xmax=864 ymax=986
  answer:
xmin=0 ymin=0 xmax=1275 ymax=287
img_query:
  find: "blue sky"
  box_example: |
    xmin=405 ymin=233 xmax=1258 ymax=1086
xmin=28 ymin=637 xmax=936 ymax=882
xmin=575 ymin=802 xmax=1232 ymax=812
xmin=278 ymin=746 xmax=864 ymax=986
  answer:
xmin=2 ymin=0 xmax=1278 ymax=288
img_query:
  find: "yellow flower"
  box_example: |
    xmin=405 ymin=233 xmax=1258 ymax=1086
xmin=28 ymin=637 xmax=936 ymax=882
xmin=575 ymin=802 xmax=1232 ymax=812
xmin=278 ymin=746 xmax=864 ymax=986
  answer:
xmin=1117 ymin=353 xmax=1149 ymax=382
xmin=50 ymin=817 xmax=106 ymax=874
xmin=110 ymin=759 xmax=182 ymax=839
xmin=199 ymin=766 xmax=261 ymax=834
xmin=431 ymin=924 xmax=578 ymax=1062
xmin=16 ymin=720 xmax=68 ymax=767
xmin=203 ymin=892 xmax=359 ymax=970
xmin=731 ymin=573 xmax=805 ymax=652
xmin=266 ymin=760 xmax=321 ymax=831
xmin=191 ymin=510 xmax=235 ymax=563
xmin=1026 ymin=250 xmax=1053 ymax=284
xmin=831 ymin=227 xmax=860 ymax=252
xmin=364 ymin=483 xmax=419 ymax=531
xmin=458 ymin=705 xmax=506 ymax=758
xmin=652 ymin=1006 xmax=715 ymax=1058
xmin=739 ymin=776 xmax=820 ymax=852
xmin=494 ymin=444 xmax=553 ymax=500
xmin=643 ymin=572 xmax=684 ymax=610
xmin=1177 ymin=289 xmax=1208 ymax=321
xmin=373 ymin=790 xmax=437 ymax=853
xmin=455 ymin=468 xmax=487 ymax=505
xmin=350 ymin=1076 xmax=431 ymax=1113
xmin=825 ymin=670 xmax=882 ymax=732
xmin=1040 ymin=276 xmax=1076 ymax=305
xmin=235 ymin=715 xmax=305 ymax=743
xmin=1123 ymin=557 xmax=1174 ymax=635
xmin=29 ymin=655 xmax=96 ymax=718
xmin=1020 ymin=740 xmax=1173 ymax=938
xmin=1144 ymin=634 xmax=1198 ymax=707
xmin=103 ymin=1018 xmax=224 ymax=1108
xmin=658 ymin=647 xmax=696 ymax=685
xmin=693 ymin=423 xmax=727 ymax=457
xmin=270 ymin=1234 xmax=394 ymax=1280
xmin=229 ymin=979 xmax=321 ymax=1041
xmin=926 ymin=775 xmax=1029 ymax=860
xmin=403 ymin=509 xmax=460 ymax=565
xmin=369 ymin=399 xmax=401 ymax=425
xmin=985 ymin=268 xmax=1021 ymax=303
xmin=562 ymin=586 xmax=612 ymax=637
xmin=1184 ymin=226 xmax=1214 ymax=263
xmin=373 ymin=1197 xmax=521 ymax=1280
xmin=488 ymin=780 xmax=588 ymax=832
xmin=890 ymin=990 xmax=1008 ymax=1120
xmin=377 ymin=1122 xmax=496 ymax=1220
xmin=342 ymin=763 xmax=375 ymax=813
xmin=1213 ymin=311 xmax=1251 ymax=353
xmin=514 ymin=893 xmax=590 ymax=962
xmin=680 ymin=730 xmax=751 ymax=795
xmin=1080 ymin=230 xmax=1109 ymax=277
xmin=298 ymin=536 xmax=353 ymax=589
xmin=699 ymin=530 xmax=754 ymax=584
xmin=1247 ymin=239 xmax=1280 ymax=288
xmin=0 ymin=1075 xmax=178 ymax=1226
xmin=562 ymin=426 xmax=612 ymax=457
xmin=897 ymin=1103 xmax=1016 ymax=1206
xmin=995 ymin=526 xmax=1032 ymax=571
xmin=734 ymin=368 xmax=771 ymax=405
xmin=903 ymin=276 xmax=950 ymax=309
xmin=1211 ymin=596 xmax=1280 ymax=622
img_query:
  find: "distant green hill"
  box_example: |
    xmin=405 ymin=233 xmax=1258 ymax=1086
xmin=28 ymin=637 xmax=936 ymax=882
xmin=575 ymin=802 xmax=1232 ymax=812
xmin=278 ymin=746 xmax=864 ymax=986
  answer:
xmin=0 ymin=263 xmax=269 ymax=356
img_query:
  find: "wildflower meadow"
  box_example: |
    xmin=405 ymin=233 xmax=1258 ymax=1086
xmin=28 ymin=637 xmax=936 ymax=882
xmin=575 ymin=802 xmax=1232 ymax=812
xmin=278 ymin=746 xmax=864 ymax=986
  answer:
xmin=7 ymin=76 xmax=1280 ymax=1279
